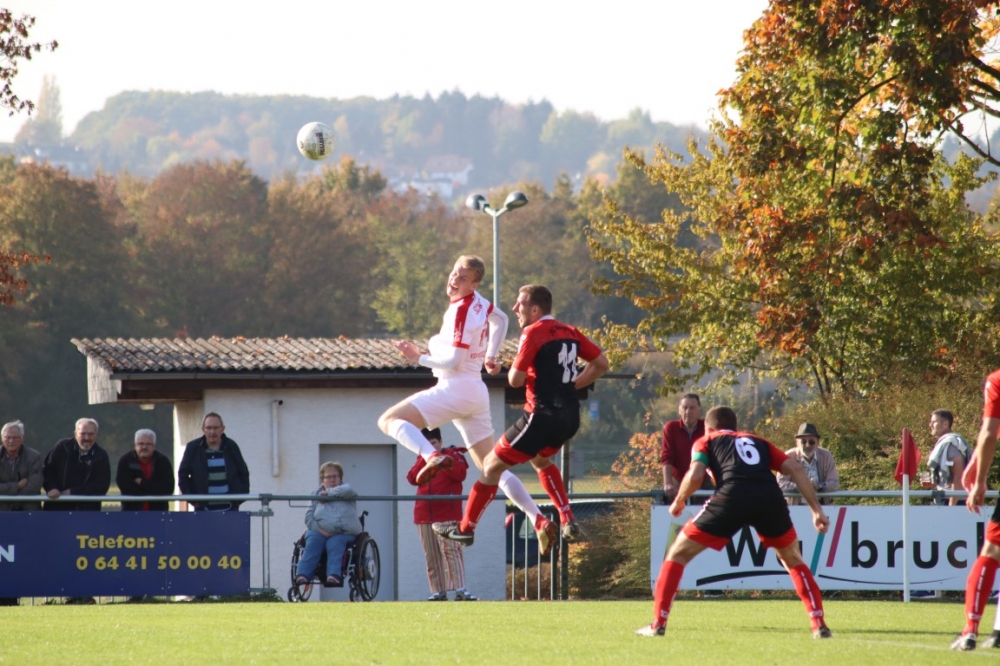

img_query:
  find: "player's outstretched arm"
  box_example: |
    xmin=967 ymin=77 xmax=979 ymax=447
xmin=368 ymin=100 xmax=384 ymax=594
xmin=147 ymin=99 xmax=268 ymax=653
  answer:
xmin=966 ymin=416 xmax=1000 ymax=514
xmin=669 ymin=461 xmax=706 ymax=517
xmin=779 ymin=458 xmax=829 ymax=533
xmin=484 ymin=308 xmax=508 ymax=375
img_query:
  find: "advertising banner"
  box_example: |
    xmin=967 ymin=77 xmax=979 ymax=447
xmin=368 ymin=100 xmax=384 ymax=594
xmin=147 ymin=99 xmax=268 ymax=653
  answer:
xmin=0 ymin=512 xmax=250 ymax=597
xmin=651 ymin=505 xmax=987 ymax=591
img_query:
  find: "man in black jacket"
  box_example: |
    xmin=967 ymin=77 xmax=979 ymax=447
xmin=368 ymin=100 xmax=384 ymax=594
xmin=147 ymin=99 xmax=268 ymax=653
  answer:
xmin=178 ymin=413 xmax=249 ymax=511
xmin=43 ymin=418 xmax=111 ymax=512
xmin=116 ymin=429 xmax=175 ymax=511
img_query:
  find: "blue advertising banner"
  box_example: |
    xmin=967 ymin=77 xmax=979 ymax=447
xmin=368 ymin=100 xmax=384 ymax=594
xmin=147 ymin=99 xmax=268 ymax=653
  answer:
xmin=0 ymin=512 xmax=250 ymax=597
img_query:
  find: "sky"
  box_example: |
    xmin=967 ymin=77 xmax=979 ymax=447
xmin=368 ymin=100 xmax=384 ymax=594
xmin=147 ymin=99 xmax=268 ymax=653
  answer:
xmin=0 ymin=1 xmax=770 ymax=142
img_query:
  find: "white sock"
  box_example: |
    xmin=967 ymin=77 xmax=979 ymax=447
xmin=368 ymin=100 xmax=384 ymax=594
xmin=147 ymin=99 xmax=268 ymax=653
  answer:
xmin=498 ymin=470 xmax=542 ymax=525
xmin=387 ymin=419 xmax=436 ymax=459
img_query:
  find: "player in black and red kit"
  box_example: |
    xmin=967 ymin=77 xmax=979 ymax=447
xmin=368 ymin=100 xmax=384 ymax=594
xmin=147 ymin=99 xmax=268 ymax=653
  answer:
xmin=435 ymin=284 xmax=609 ymax=551
xmin=636 ymin=406 xmax=832 ymax=639
xmin=951 ymin=369 xmax=1000 ymax=651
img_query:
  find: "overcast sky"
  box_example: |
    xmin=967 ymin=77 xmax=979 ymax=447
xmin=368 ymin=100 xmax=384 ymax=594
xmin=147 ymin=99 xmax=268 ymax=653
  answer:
xmin=0 ymin=1 xmax=770 ymax=141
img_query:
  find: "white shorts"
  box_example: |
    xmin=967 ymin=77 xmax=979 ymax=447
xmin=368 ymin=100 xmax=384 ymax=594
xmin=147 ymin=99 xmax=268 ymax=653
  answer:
xmin=410 ymin=377 xmax=494 ymax=447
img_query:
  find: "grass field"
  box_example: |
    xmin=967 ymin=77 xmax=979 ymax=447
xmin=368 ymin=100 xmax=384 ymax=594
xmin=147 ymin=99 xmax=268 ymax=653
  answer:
xmin=3 ymin=598 xmax=992 ymax=665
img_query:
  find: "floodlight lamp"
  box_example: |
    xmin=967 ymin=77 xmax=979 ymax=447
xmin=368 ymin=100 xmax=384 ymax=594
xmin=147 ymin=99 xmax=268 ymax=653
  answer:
xmin=465 ymin=194 xmax=488 ymax=212
xmin=503 ymin=191 xmax=528 ymax=210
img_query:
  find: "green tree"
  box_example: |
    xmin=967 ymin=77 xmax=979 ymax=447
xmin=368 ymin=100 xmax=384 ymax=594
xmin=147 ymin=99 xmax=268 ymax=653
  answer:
xmin=464 ymin=179 xmax=599 ymax=326
xmin=589 ymin=1 xmax=1000 ymax=399
xmin=14 ymin=74 xmax=62 ymax=145
xmin=368 ymin=192 xmax=465 ymax=338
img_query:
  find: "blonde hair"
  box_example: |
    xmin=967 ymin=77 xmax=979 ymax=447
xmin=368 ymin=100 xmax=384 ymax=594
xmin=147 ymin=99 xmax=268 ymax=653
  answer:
xmin=456 ymin=255 xmax=485 ymax=284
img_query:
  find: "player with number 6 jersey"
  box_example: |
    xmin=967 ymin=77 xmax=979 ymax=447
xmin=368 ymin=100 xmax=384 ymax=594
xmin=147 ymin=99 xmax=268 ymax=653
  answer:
xmin=636 ymin=406 xmax=832 ymax=639
xmin=435 ymin=285 xmax=609 ymax=551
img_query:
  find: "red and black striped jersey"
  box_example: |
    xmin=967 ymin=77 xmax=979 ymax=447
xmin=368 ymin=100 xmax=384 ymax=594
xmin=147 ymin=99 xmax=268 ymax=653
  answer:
xmin=512 ymin=316 xmax=602 ymax=413
xmin=692 ymin=430 xmax=788 ymax=500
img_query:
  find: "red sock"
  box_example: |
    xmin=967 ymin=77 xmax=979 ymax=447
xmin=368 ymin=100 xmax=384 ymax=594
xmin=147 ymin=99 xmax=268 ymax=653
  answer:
xmin=459 ymin=481 xmax=498 ymax=533
xmin=789 ymin=564 xmax=825 ymax=630
xmin=652 ymin=560 xmax=685 ymax=628
xmin=537 ymin=465 xmax=574 ymax=524
xmin=964 ymin=556 xmax=999 ymax=635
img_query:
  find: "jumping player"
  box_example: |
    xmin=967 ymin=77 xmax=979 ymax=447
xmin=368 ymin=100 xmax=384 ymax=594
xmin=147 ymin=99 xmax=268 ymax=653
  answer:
xmin=435 ymin=284 xmax=609 ymax=547
xmin=376 ymin=257 xmax=556 ymax=552
xmin=636 ymin=406 xmax=832 ymax=639
xmin=951 ymin=368 xmax=1000 ymax=651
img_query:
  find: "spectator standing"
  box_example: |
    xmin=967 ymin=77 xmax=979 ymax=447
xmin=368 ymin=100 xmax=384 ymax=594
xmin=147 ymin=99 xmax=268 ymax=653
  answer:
xmin=924 ymin=409 xmax=969 ymax=507
xmin=0 ymin=420 xmax=43 ymax=511
xmin=43 ymin=418 xmax=111 ymax=512
xmin=661 ymin=394 xmax=710 ymax=503
xmin=407 ymin=427 xmax=476 ymax=601
xmin=0 ymin=420 xmax=42 ymax=606
xmin=42 ymin=417 xmax=111 ymax=605
xmin=178 ymin=413 xmax=250 ymax=512
xmin=777 ymin=423 xmax=839 ymax=505
xmin=117 ymin=429 xmax=175 ymax=511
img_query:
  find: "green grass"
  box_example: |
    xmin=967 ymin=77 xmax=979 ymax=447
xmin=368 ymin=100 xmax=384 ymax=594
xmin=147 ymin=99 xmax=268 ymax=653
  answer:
xmin=3 ymin=598 xmax=990 ymax=665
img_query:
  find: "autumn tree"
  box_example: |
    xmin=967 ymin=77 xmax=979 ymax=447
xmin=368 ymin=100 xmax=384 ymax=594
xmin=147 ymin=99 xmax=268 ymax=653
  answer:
xmin=0 ymin=162 xmax=140 ymax=447
xmin=125 ymin=160 xmax=271 ymax=337
xmin=0 ymin=11 xmax=57 ymax=306
xmin=261 ymin=158 xmax=385 ymax=337
xmin=589 ymin=0 xmax=1000 ymax=399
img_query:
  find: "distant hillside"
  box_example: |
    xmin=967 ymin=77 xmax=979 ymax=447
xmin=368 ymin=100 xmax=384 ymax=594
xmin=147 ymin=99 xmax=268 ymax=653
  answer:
xmin=68 ymin=90 xmax=708 ymax=191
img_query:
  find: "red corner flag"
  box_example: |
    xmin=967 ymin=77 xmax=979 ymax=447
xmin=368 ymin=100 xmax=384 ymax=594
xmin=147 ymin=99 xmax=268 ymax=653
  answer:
xmin=894 ymin=427 xmax=921 ymax=486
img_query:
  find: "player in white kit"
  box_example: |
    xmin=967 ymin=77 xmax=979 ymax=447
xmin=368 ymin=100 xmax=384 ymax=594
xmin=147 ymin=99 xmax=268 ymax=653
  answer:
xmin=377 ymin=255 xmax=558 ymax=554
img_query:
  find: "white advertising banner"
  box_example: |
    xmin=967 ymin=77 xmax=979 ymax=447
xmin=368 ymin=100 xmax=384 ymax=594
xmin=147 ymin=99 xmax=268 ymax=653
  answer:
xmin=650 ymin=504 xmax=990 ymax=591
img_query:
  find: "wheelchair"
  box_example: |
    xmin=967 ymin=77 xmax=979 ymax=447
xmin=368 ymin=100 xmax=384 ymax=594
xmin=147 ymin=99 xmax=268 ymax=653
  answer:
xmin=287 ymin=510 xmax=380 ymax=602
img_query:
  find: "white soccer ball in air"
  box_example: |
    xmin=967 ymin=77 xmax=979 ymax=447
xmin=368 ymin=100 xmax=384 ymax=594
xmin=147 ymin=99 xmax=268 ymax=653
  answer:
xmin=296 ymin=122 xmax=336 ymax=161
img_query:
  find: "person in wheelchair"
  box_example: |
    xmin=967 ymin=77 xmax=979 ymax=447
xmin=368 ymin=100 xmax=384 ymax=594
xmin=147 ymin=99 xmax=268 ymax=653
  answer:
xmin=294 ymin=462 xmax=362 ymax=587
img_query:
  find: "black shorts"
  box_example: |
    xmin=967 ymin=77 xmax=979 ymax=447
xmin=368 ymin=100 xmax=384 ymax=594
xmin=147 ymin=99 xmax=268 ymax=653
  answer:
xmin=494 ymin=408 xmax=580 ymax=466
xmin=691 ymin=493 xmax=794 ymax=544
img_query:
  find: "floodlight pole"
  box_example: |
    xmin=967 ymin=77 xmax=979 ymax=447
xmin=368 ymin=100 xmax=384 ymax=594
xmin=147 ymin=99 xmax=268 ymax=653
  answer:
xmin=465 ymin=191 xmax=528 ymax=309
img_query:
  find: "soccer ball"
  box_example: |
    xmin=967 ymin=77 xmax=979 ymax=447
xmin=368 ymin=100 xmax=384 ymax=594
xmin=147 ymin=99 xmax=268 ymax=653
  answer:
xmin=296 ymin=122 xmax=336 ymax=161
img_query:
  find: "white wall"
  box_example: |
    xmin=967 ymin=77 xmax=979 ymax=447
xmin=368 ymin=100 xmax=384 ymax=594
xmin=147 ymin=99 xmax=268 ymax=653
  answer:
xmin=171 ymin=386 xmax=508 ymax=601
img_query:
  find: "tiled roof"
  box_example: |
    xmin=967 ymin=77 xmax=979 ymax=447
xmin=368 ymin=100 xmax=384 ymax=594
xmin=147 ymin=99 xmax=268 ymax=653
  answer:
xmin=71 ymin=337 xmax=519 ymax=375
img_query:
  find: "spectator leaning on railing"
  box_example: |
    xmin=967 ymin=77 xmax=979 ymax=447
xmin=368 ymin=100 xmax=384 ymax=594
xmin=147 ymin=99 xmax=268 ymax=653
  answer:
xmin=0 ymin=420 xmax=42 ymax=512
xmin=776 ymin=423 xmax=839 ymax=505
xmin=42 ymin=417 xmax=111 ymax=512
xmin=117 ymin=429 xmax=175 ymax=511
xmin=922 ymin=409 xmax=969 ymax=507
xmin=178 ymin=412 xmax=250 ymax=512
xmin=0 ymin=420 xmax=43 ymax=607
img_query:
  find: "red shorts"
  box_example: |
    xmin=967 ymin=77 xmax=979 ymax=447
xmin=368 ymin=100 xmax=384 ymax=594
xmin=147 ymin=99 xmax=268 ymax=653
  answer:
xmin=683 ymin=521 xmax=798 ymax=551
xmin=494 ymin=409 xmax=579 ymax=466
xmin=987 ymin=519 xmax=1000 ymax=548
xmin=681 ymin=494 xmax=796 ymax=551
